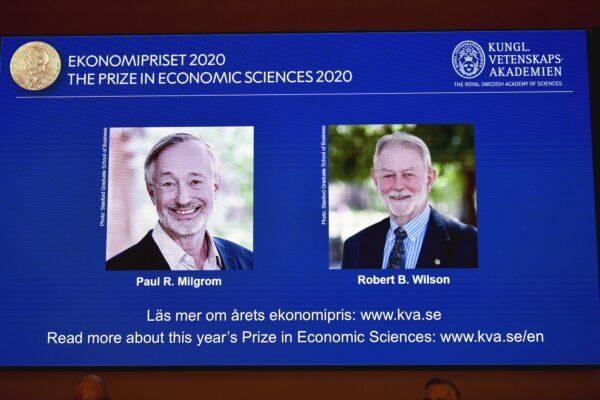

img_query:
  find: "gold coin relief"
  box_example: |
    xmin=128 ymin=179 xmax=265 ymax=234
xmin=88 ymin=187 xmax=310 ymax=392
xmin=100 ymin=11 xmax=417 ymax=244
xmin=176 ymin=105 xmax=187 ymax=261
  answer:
xmin=10 ymin=41 xmax=61 ymax=91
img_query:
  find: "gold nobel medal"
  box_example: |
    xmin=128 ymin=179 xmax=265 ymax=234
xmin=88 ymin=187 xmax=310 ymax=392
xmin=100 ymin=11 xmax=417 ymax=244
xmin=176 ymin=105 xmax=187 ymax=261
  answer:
xmin=10 ymin=41 xmax=61 ymax=91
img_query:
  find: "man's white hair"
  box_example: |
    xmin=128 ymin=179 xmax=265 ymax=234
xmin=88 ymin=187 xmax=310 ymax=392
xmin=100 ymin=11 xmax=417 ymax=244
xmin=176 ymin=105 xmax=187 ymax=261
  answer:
xmin=144 ymin=132 xmax=220 ymax=185
xmin=373 ymin=131 xmax=432 ymax=170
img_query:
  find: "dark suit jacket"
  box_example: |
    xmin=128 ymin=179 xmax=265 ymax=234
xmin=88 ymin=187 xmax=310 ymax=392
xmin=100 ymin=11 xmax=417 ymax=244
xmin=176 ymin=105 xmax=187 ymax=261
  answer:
xmin=341 ymin=207 xmax=477 ymax=268
xmin=106 ymin=230 xmax=253 ymax=271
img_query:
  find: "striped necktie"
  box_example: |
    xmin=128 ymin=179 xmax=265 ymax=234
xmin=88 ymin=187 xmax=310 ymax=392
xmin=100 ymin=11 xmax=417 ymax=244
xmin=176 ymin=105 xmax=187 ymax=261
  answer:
xmin=387 ymin=227 xmax=408 ymax=269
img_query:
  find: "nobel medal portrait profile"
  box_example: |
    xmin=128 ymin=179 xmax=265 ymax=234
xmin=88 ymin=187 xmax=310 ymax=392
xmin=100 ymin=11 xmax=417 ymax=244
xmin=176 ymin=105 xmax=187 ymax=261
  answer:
xmin=10 ymin=41 xmax=61 ymax=91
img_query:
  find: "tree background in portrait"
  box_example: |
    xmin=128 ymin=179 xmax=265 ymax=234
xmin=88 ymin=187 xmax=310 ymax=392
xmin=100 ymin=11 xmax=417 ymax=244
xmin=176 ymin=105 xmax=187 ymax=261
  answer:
xmin=328 ymin=124 xmax=476 ymax=268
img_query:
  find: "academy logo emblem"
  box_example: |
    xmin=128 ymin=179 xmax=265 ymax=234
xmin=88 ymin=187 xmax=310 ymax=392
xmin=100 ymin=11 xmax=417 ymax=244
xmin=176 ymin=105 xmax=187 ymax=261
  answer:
xmin=452 ymin=40 xmax=485 ymax=79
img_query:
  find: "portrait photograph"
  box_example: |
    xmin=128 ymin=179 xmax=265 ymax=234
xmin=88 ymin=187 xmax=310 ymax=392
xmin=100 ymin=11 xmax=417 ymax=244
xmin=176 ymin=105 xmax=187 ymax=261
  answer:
xmin=106 ymin=126 xmax=253 ymax=271
xmin=328 ymin=124 xmax=478 ymax=270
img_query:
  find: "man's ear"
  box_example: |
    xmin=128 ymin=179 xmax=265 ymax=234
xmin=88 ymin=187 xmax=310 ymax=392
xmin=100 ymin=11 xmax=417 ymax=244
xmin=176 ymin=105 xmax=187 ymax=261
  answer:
xmin=371 ymin=168 xmax=378 ymax=187
xmin=426 ymin=167 xmax=437 ymax=192
xmin=146 ymin=183 xmax=156 ymax=205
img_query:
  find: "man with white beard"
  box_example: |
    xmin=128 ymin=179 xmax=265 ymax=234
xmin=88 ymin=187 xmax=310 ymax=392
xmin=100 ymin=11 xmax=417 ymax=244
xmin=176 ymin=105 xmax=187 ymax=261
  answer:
xmin=107 ymin=133 xmax=252 ymax=271
xmin=341 ymin=132 xmax=477 ymax=269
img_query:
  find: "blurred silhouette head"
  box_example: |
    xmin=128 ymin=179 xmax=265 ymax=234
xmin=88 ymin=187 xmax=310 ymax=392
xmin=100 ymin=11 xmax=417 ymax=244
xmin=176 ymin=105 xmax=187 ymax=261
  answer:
xmin=73 ymin=375 xmax=109 ymax=400
xmin=423 ymin=377 xmax=460 ymax=400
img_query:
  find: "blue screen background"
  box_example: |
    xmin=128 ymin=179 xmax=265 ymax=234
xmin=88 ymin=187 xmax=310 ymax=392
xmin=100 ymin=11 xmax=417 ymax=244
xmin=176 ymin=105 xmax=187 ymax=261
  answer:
xmin=0 ymin=31 xmax=597 ymax=366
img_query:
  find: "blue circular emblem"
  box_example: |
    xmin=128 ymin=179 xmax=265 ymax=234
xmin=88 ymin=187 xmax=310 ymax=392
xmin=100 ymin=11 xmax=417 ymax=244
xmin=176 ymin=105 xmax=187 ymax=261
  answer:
xmin=452 ymin=40 xmax=486 ymax=79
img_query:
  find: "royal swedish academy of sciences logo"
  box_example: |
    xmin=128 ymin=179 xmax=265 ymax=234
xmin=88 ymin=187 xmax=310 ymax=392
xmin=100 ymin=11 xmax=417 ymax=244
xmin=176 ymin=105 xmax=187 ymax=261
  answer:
xmin=452 ymin=40 xmax=485 ymax=79
xmin=10 ymin=41 xmax=61 ymax=91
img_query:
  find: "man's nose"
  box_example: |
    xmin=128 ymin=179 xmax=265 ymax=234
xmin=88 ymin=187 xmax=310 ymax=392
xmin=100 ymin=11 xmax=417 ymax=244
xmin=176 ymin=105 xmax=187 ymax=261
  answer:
xmin=391 ymin=175 xmax=406 ymax=189
xmin=176 ymin=184 xmax=192 ymax=205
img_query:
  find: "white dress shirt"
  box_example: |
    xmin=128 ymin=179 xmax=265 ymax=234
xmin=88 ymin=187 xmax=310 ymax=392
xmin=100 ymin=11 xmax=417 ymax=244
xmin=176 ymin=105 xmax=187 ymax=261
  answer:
xmin=152 ymin=222 xmax=222 ymax=270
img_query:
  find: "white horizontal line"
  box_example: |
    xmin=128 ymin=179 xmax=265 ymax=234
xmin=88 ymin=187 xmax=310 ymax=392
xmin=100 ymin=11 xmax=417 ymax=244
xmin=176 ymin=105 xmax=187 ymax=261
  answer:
xmin=16 ymin=90 xmax=574 ymax=99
